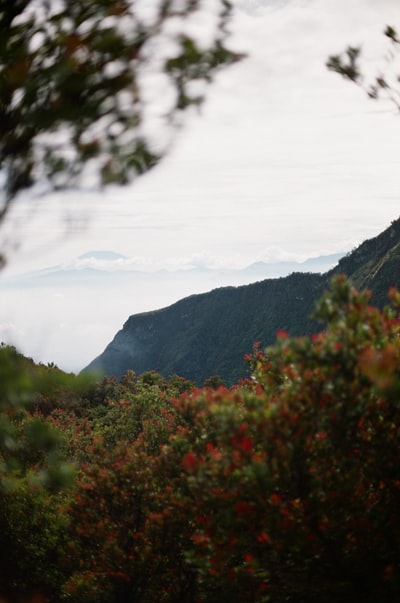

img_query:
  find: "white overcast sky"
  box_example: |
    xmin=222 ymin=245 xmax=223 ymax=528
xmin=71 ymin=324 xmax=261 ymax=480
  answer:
xmin=2 ymin=0 xmax=400 ymax=274
xmin=1 ymin=0 xmax=400 ymax=371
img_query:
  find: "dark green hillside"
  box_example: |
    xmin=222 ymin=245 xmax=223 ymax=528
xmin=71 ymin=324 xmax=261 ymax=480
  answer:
xmin=329 ymin=218 xmax=400 ymax=307
xmin=84 ymin=217 xmax=400 ymax=384
xmin=86 ymin=272 xmax=323 ymax=384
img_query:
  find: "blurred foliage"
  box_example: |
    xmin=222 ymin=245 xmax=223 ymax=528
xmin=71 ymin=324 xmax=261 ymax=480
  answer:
xmin=0 ymin=0 xmax=242 ymax=218
xmin=0 ymin=343 xmax=86 ymax=491
xmin=327 ymin=25 xmax=400 ymax=111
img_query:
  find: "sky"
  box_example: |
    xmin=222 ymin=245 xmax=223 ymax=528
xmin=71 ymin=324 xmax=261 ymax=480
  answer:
xmin=1 ymin=0 xmax=400 ymax=372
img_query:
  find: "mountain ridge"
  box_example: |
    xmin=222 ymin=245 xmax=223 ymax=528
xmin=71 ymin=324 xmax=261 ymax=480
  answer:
xmin=84 ymin=218 xmax=400 ymax=385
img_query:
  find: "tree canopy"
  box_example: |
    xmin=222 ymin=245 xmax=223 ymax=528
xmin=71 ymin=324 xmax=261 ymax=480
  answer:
xmin=0 ymin=0 xmax=241 ymax=220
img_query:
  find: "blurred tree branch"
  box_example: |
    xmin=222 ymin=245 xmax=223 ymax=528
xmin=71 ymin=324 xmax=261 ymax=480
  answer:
xmin=0 ymin=0 xmax=243 ymax=224
xmin=327 ymin=25 xmax=400 ymax=112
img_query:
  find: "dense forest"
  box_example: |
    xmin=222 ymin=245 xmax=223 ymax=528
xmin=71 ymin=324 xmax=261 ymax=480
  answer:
xmin=1 ymin=275 xmax=400 ymax=603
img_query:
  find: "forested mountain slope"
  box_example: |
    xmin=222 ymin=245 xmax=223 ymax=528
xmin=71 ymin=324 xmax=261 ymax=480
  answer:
xmin=329 ymin=220 xmax=400 ymax=306
xmin=84 ymin=218 xmax=400 ymax=384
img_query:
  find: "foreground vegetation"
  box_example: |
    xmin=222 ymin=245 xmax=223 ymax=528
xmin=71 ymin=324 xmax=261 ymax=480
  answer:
xmin=1 ymin=276 xmax=400 ymax=602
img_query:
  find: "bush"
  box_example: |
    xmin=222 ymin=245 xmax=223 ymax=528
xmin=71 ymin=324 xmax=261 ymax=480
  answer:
xmin=162 ymin=276 xmax=400 ymax=602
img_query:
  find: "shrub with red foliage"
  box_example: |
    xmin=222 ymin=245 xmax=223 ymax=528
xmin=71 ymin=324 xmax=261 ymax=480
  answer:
xmin=63 ymin=277 xmax=400 ymax=603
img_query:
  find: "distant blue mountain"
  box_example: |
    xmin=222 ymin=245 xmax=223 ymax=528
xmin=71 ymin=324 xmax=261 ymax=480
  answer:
xmin=78 ymin=251 xmax=129 ymax=261
xmin=0 ymin=251 xmax=345 ymax=289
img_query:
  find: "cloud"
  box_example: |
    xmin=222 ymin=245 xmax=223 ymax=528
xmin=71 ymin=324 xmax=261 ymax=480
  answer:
xmin=63 ymin=248 xmax=327 ymax=273
xmin=64 ymin=255 xmax=161 ymax=272
xmin=4 ymin=0 xmax=400 ymax=277
xmin=0 ymin=322 xmax=25 ymax=345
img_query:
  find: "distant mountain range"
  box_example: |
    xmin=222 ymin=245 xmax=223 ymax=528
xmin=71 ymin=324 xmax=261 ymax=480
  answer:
xmin=84 ymin=218 xmax=400 ymax=385
xmin=2 ymin=251 xmax=344 ymax=289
